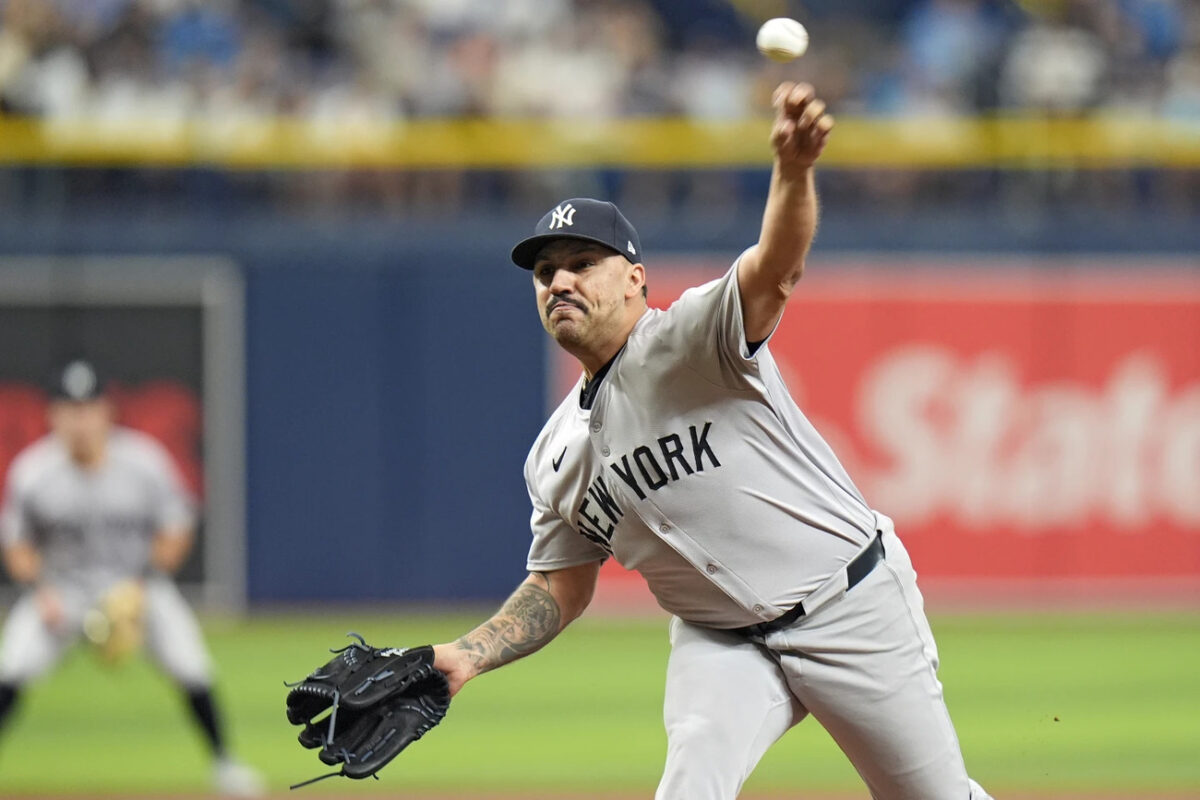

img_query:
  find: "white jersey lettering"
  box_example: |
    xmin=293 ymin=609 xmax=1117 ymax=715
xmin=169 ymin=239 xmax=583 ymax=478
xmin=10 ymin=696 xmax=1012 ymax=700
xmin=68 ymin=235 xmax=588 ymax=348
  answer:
xmin=525 ymin=261 xmax=877 ymax=628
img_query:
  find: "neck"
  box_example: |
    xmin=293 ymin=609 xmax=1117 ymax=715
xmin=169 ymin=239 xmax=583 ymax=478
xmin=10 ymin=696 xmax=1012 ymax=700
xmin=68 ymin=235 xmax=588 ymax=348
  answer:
xmin=573 ymin=307 xmax=646 ymax=378
xmin=69 ymin=439 xmax=107 ymax=470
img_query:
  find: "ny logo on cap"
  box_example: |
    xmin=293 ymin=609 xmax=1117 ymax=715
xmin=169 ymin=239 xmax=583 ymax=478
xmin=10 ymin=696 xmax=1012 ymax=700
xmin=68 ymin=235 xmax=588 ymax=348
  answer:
xmin=62 ymin=360 xmax=98 ymax=399
xmin=549 ymin=203 xmax=576 ymax=229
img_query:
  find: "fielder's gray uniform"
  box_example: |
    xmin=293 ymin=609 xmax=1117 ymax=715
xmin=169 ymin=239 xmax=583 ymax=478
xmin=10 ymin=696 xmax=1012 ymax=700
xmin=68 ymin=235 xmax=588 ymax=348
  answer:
xmin=525 ymin=260 xmax=991 ymax=799
xmin=0 ymin=427 xmax=212 ymax=687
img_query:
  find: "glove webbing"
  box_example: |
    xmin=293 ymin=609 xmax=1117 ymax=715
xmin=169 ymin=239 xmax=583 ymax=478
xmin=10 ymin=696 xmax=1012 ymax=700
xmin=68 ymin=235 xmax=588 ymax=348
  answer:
xmin=287 ymin=634 xmax=378 ymax=790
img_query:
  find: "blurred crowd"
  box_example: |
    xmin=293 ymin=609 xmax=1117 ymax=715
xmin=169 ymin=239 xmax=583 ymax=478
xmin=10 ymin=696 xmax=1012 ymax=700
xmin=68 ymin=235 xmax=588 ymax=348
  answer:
xmin=1 ymin=0 xmax=1198 ymax=122
xmin=0 ymin=0 xmax=1196 ymax=223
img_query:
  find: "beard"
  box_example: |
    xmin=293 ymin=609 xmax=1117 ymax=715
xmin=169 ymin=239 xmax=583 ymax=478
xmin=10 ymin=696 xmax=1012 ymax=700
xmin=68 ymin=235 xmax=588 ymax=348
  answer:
xmin=546 ymin=315 xmax=589 ymax=349
xmin=543 ymin=297 xmax=589 ymax=344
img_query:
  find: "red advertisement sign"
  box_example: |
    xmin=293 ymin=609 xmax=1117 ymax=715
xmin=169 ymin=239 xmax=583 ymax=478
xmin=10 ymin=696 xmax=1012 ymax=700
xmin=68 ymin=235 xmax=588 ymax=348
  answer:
xmin=550 ymin=257 xmax=1200 ymax=598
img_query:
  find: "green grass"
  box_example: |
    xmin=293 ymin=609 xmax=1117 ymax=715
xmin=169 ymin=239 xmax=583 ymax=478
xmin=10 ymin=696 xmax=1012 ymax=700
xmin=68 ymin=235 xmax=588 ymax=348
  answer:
xmin=0 ymin=610 xmax=1197 ymax=796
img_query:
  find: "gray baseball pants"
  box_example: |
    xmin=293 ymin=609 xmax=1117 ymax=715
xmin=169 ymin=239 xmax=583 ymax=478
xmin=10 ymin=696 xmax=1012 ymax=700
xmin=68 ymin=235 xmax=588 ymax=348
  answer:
xmin=656 ymin=529 xmax=993 ymax=799
xmin=0 ymin=575 xmax=212 ymax=688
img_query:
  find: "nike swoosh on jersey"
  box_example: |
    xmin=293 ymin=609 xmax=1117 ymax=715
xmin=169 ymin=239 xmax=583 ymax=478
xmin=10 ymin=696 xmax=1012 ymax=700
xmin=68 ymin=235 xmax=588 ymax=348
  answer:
xmin=552 ymin=446 xmax=567 ymax=472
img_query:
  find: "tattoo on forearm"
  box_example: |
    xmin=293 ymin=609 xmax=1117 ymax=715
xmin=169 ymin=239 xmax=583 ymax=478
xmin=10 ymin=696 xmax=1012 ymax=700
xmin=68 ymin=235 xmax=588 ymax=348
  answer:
xmin=454 ymin=582 xmax=561 ymax=675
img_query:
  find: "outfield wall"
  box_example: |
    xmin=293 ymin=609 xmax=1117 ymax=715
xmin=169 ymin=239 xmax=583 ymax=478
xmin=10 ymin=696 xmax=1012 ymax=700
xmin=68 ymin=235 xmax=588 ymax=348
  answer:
xmin=0 ymin=203 xmax=1197 ymax=607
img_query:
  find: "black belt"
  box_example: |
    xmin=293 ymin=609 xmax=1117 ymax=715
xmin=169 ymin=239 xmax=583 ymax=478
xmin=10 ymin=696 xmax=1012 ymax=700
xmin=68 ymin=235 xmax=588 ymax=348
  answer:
xmin=732 ymin=532 xmax=885 ymax=638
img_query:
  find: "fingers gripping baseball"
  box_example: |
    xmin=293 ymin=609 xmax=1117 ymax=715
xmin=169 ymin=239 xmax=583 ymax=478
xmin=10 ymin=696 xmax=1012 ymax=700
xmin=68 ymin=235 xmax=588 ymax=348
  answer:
xmin=770 ymin=82 xmax=834 ymax=168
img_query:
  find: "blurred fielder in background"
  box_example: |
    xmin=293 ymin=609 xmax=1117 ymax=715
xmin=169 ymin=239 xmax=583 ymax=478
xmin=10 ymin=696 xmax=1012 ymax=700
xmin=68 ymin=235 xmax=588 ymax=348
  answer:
xmin=430 ymin=82 xmax=993 ymax=799
xmin=0 ymin=359 xmax=264 ymax=797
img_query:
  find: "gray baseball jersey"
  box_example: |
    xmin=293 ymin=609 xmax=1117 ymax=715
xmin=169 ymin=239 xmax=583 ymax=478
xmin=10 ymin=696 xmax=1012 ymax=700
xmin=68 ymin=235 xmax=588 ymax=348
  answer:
xmin=1 ymin=427 xmax=194 ymax=597
xmin=525 ymin=259 xmax=877 ymax=628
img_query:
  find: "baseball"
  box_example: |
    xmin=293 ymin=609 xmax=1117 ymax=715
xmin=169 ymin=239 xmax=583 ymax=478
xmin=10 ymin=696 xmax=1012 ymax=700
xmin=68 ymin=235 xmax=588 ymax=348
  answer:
xmin=756 ymin=18 xmax=809 ymax=62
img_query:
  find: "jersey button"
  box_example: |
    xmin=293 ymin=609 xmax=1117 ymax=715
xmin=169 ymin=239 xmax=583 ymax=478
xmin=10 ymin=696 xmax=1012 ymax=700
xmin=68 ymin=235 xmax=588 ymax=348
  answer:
xmin=591 ymin=422 xmax=602 ymax=432
xmin=705 ymin=564 xmax=718 ymax=574
xmin=752 ymin=604 xmax=764 ymax=613
xmin=601 ymin=447 xmax=611 ymax=457
xmin=659 ymin=523 xmax=670 ymax=533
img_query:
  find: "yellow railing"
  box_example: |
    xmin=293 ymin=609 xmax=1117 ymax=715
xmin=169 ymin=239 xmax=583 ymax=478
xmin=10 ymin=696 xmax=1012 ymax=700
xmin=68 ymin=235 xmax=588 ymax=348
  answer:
xmin=0 ymin=116 xmax=1197 ymax=169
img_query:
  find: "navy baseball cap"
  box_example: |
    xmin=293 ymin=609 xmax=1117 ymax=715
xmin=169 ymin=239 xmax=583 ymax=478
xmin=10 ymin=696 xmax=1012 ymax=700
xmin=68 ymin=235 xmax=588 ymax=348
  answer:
xmin=510 ymin=198 xmax=642 ymax=270
xmin=48 ymin=359 xmax=108 ymax=402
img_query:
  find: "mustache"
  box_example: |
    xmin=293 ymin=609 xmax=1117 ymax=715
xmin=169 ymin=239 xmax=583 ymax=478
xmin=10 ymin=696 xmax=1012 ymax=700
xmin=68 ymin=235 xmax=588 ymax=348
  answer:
xmin=547 ymin=296 xmax=586 ymax=315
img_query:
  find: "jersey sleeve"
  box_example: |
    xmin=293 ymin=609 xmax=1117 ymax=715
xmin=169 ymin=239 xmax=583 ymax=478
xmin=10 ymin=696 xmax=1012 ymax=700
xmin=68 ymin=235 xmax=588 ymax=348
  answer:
xmin=524 ymin=465 xmax=608 ymax=572
xmin=134 ymin=434 xmax=197 ymax=534
xmin=661 ymin=253 xmax=773 ymax=387
xmin=0 ymin=461 xmax=32 ymax=548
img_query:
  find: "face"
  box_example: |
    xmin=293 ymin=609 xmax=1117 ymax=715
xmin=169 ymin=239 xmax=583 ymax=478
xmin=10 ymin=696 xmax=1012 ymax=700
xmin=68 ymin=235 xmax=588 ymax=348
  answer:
xmin=532 ymin=240 xmax=644 ymax=351
xmin=48 ymin=397 xmax=113 ymax=464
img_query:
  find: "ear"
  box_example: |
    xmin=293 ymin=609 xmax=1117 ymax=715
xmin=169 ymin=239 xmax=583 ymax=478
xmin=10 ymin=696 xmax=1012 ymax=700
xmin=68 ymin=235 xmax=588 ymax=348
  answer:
xmin=626 ymin=262 xmax=646 ymax=301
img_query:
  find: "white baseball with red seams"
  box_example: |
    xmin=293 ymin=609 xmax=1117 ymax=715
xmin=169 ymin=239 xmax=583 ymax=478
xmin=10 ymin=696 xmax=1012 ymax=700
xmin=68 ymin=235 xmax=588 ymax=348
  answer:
xmin=756 ymin=17 xmax=809 ymax=62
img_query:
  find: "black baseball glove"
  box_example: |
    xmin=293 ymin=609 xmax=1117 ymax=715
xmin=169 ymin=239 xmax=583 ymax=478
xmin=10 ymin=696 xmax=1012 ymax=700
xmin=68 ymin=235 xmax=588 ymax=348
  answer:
xmin=286 ymin=633 xmax=450 ymax=786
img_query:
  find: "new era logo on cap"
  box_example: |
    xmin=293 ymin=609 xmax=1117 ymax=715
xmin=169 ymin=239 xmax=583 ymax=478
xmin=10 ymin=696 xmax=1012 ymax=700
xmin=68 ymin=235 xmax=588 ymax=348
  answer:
xmin=510 ymin=198 xmax=642 ymax=270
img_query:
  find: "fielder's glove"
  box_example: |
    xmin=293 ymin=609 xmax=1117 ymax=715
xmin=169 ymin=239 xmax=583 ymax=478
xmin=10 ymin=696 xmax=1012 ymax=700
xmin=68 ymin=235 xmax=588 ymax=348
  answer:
xmin=286 ymin=633 xmax=450 ymax=787
xmin=82 ymin=579 xmax=145 ymax=666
